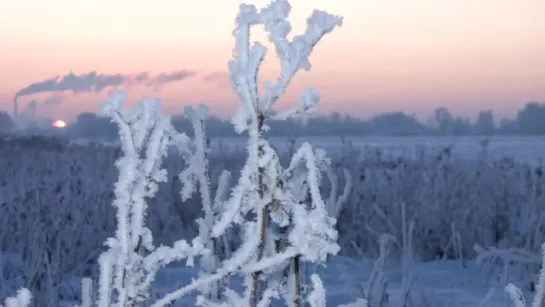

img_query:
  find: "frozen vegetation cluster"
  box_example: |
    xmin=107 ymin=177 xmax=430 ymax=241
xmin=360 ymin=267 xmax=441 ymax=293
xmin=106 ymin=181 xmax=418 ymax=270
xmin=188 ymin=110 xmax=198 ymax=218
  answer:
xmin=2 ymin=0 xmax=545 ymax=306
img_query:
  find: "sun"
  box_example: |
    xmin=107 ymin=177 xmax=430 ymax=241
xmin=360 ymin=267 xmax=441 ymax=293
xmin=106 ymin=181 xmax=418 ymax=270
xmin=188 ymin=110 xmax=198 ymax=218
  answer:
xmin=52 ymin=120 xmax=67 ymax=128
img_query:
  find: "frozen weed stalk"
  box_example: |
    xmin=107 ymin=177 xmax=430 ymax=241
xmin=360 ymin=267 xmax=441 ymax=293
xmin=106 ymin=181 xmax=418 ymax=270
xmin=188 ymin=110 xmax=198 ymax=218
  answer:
xmin=92 ymin=91 xmax=210 ymax=307
xmin=208 ymin=0 xmax=343 ymax=306
xmin=178 ymin=105 xmax=233 ymax=304
xmin=83 ymin=92 xmax=249 ymax=307
xmin=76 ymin=91 xmax=242 ymax=307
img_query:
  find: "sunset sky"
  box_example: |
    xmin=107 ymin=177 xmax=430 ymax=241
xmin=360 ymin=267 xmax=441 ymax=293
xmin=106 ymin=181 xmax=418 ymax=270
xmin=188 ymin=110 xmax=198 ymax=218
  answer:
xmin=1 ymin=0 xmax=544 ymax=121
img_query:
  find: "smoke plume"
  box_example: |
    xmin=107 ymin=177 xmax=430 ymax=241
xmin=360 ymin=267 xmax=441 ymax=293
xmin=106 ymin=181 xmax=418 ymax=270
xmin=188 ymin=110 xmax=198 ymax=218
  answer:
xmin=129 ymin=70 xmax=197 ymax=91
xmin=12 ymin=70 xmax=196 ymax=117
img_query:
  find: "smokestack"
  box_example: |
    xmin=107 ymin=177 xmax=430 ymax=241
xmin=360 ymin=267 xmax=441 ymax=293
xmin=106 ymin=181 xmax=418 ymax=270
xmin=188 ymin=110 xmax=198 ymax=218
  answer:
xmin=13 ymin=95 xmax=18 ymax=118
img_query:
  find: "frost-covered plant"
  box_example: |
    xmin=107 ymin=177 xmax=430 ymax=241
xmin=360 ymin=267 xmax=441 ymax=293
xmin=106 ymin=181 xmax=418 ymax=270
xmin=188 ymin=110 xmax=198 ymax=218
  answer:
xmin=91 ymin=91 xmax=208 ymax=306
xmin=306 ymin=275 xmax=327 ymax=307
xmin=178 ymin=105 xmax=233 ymax=304
xmin=365 ymin=234 xmax=395 ymax=306
xmin=0 ymin=288 xmax=31 ymax=307
xmin=68 ymin=91 xmax=240 ymax=307
xmin=76 ymin=278 xmax=92 ymax=307
xmin=475 ymin=244 xmax=539 ymax=288
xmin=325 ymin=167 xmax=352 ymax=221
xmin=305 ymin=166 xmax=351 ymax=283
xmin=505 ymin=243 xmax=545 ymax=307
xmin=206 ymin=0 xmax=342 ymax=306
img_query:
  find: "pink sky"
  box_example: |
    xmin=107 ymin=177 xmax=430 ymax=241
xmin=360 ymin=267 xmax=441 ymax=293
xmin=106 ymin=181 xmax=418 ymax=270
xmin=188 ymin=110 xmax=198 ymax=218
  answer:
xmin=1 ymin=0 xmax=544 ymax=121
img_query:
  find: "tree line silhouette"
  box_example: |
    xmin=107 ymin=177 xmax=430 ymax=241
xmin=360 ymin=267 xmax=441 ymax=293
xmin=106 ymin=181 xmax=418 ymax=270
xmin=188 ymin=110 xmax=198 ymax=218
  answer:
xmin=1 ymin=101 xmax=544 ymax=139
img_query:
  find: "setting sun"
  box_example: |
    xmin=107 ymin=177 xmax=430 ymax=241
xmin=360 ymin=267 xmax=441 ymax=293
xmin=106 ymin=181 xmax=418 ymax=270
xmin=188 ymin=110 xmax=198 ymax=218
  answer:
xmin=52 ymin=119 xmax=66 ymax=128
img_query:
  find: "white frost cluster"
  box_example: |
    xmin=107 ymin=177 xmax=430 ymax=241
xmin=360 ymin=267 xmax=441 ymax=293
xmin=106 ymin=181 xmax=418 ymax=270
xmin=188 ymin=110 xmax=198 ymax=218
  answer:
xmin=504 ymin=242 xmax=545 ymax=307
xmin=285 ymin=143 xmax=339 ymax=263
xmin=325 ymin=168 xmax=352 ymax=221
xmin=178 ymin=104 xmax=234 ymax=305
xmin=207 ymin=0 xmax=343 ymax=306
xmin=92 ymin=92 xmax=210 ymax=306
xmin=228 ymin=0 xmax=342 ymax=134
xmin=0 ymin=289 xmax=31 ymax=307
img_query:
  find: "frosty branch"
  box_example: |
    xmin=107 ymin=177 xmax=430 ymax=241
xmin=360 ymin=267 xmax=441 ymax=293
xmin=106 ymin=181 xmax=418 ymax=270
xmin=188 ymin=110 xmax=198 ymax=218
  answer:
xmin=178 ymin=105 xmax=233 ymax=304
xmin=92 ymin=92 xmax=209 ymax=307
xmin=207 ymin=1 xmax=343 ymax=306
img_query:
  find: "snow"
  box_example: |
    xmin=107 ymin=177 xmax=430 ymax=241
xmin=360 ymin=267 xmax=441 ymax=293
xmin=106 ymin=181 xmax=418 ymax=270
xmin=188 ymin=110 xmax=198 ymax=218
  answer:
xmin=204 ymin=136 xmax=545 ymax=163
xmin=139 ymin=256 xmax=532 ymax=306
xmin=71 ymin=136 xmax=545 ymax=164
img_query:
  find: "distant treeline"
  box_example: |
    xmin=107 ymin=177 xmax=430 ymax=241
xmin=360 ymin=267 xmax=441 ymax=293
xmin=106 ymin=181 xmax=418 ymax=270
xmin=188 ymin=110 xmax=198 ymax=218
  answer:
xmin=1 ymin=101 xmax=545 ymax=140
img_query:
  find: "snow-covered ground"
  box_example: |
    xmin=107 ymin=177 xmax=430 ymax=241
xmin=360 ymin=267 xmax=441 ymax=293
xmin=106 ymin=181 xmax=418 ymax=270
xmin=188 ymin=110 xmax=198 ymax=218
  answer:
xmin=74 ymin=135 xmax=545 ymax=163
xmin=207 ymin=136 xmax=545 ymax=163
xmin=1 ymin=134 xmax=541 ymax=306
xmin=2 ymin=243 xmax=533 ymax=307
xmin=148 ymin=256 xmax=530 ymax=307
xmin=0 ymin=134 xmax=545 ymax=307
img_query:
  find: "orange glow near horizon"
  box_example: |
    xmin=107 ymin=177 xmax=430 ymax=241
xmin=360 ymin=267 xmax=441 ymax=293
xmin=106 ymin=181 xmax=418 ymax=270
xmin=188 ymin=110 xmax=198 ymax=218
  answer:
xmin=0 ymin=0 xmax=544 ymax=120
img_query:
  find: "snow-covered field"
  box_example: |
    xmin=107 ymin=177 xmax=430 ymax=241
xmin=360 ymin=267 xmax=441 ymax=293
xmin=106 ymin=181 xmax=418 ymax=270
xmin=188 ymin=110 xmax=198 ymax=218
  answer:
xmin=74 ymin=135 xmax=545 ymax=164
xmin=149 ymin=257 xmax=534 ymax=307
xmin=0 ymin=134 xmax=542 ymax=306
xmin=208 ymin=135 xmax=545 ymax=163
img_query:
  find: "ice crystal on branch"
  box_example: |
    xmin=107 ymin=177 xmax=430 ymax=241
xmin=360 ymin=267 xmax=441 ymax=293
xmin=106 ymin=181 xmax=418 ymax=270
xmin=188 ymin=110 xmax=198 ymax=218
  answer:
xmin=179 ymin=105 xmax=234 ymax=305
xmin=211 ymin=1 xmax=343 ymax=306
xmin=93 ymin=91 xmax=210 ymax=306
xmin=229 ymin=0 xmax=343 ymax=132
xmin=0 ymin=288 xmax=32 ymax=307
